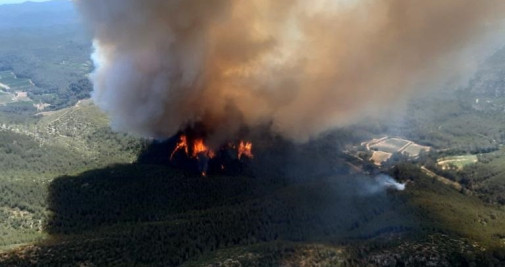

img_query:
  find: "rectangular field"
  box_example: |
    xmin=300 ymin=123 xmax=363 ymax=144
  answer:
xmin=437 ymin=155 xmax=478 ymax=170
xmin=370 ymin=138 xmax=410 ymax=154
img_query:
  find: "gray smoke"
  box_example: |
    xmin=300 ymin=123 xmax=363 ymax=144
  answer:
xmin=75 ymin=0 xmax=505 ymax=142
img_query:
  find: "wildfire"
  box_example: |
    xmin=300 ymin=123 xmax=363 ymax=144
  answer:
xmin=170 ymin=135 xmax=215 ymax=159
xmin=192 ymin=138 xmax=215 ymax=158
xmin=170 ymin=135 xmax=189 ymax=160
xmin=238 ymin=141 xmax=254 ymax=160
xmin=169 ymin=134 xmax=254 ymax=176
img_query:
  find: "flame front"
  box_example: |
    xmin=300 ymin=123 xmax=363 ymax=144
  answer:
xmin=192 ymin=138 xmax=215 ymax=158
xmin=170 ymin=134 xmax=253 ymax=176
xmin=170 ymin=135 xmax=189 ymax=160
xmin=238 ymin=141 xmax=253 ymax=160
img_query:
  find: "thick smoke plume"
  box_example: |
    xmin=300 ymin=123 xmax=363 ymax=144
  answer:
xmin=76 ymin=0 xmax=505 ymax=142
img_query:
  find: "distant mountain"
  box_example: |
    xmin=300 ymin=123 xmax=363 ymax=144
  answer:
xmin=467 ymin=47 xmax=505 ymax=98
xmin=0 ymin=0 xmax=78 ymax=29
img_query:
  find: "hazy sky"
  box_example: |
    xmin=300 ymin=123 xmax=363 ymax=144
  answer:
xmin=0 ymin=0 xmax=51 ymax=5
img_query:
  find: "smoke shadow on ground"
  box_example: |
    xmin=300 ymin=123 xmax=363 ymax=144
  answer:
xmin=0 ymin=136 xmax=420 ymax=266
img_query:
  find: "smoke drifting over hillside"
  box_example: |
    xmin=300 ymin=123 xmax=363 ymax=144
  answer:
xmin=76 ymin=0 xmax=505 ymax=142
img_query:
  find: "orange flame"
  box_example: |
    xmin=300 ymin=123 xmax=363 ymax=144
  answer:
xmin=238 ymin=141 xmax=254 ymax=160
xmin=170 ymin=135 xmax=253 ymax=176
xmin=192 ymin=138 xmax=215 ymax=159
xmin=170 ymin=135 xmax=189 ymax=160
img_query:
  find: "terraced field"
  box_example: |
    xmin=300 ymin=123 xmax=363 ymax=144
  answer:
xmin=0 ymin=71 xmax=34 ymax=91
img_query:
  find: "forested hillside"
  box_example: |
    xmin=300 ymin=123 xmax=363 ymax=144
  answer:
xmin=0 ymin=100 xmax=143 ymax=250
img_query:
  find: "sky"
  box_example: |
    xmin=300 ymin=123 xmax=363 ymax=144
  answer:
xmin=0 ymin=0 xmax=51 ymax=5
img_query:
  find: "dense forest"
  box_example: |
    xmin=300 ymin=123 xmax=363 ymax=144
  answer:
xmin=1 ymin=162 xmax=504 ymax=266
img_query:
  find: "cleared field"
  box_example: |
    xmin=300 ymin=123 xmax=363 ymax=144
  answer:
xmin=370 ymin=150 xmax=392 ymax=165
xmin=370 ymin=138 xmax=410 ymax=153
xmin=0 ymin=90 xmax=32 ymax=105
xmin=402 ymin=143 xmax=430 ymax=157
xmin=365 ymin=137 xmax=430 ymax=160
xmin=437 ymin=155 xmax=478 ymax=170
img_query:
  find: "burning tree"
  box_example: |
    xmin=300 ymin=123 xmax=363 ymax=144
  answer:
xmin=169 ymin=134 xmax=253 ymax=176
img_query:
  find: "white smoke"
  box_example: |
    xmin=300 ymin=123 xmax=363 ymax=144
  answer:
xmin=75 ymin=0 xmax=505 ymax=142
xmin=375 ymin=174 xmax=406 ymax=191
xmin=362 ymin=174 xmax=406 ymax=195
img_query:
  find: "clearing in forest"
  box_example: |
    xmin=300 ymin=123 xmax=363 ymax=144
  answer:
xmin=437 ymin=155 xmax=478 ymax=170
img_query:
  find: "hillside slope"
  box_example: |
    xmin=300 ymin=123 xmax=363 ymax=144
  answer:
xmin=0 ymin=162 xmax=503 ymax=266
xmin=0 ymin=101 xmax=143 ymax=250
